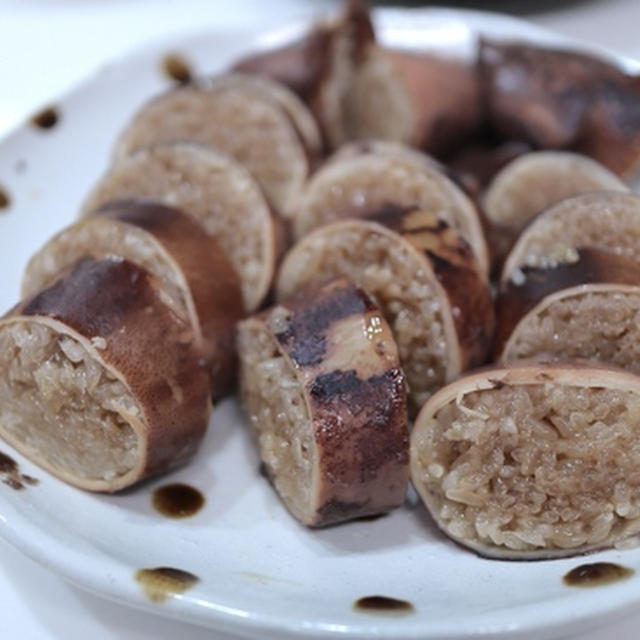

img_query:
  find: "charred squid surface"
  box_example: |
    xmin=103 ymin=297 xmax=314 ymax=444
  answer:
xmin=496 ymin=248 xmax=640 ymax=368
xmin=411 ymin=363 xmax=640 ymax=559
xmin=23 ymin=200 xmax=243 ymax=398
xmin=0 ymin=257 xmax=211 ymax=492
xmin=238 ymin=279 xmax=409 ymax=526
xmin=483 ymin=151 xmax=628 ymax=262
xmin=278 ymin=207 xmax=493 ymax=413
xmin=292 ymin=146 xmax=489 ymax=273
xmin=479 ymin=40 xmax=640 ymax=177
xmin=112 ymin=74 xmax=318 ymax=219
xmin=501 ymin=191 xmax=640 ymax=285
xmin=81 ymin=141 xmax=279 ymax=311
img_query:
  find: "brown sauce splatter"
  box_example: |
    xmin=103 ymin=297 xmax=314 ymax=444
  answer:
xmin=0 ymin=450 xmax=39 ymax=490
xmin=0 ymin=186 xmax=10 ymax=210
xmin=162 ymin=54 xmax=193 ymax=84
xmin=152 ymin=483 xmax=204 ymax=518
xmin=354 ymin=595 xmax=415 ymax=615
xmin=135 ymin=567 xmax=199 ymax=602
xmin=30 ymin=107 xmax=59 ymax=130
xmin=563 ymin=562 xmax=634 ymax=587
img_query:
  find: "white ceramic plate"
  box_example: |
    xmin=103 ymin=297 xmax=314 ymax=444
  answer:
xmin=1 ymin=8 xmax=640 ymax=640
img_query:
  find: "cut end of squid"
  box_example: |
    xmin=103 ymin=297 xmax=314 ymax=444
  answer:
xmin=411 ymin=363 xmax=640 ymax=559
xmin=0 ymin=257 xmax=211 ymax=492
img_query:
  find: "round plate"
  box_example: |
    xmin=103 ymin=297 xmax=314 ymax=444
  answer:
xmin=1 ymin=7 xmax=639 ymax=640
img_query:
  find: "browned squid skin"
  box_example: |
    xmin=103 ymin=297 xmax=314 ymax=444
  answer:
xmin=233 ymin=0 xmax=374 ymax=150
xmin=367 ymin=204 xmax=495 ymax=372
xmin=351 ymin=47 xmax=484 ymax=156
xmin=479 ymin=40 xmax=640 ymax=177
xmin=25 ymin=200 xmax=244 ymax=398
xmin=6 ymin=258 xmax=212 ymax=489
xmin=97 ymin=201 xmax=244 ymax=397
xmin=243 ymin=280 xmax=409 ymax=526
xmin=494 ymin=248 xmax=640 ymax=359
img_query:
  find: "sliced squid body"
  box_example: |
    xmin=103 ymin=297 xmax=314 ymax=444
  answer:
xmin=112 ymin=74 xmax=320 ymax=218
xmin=501 ymin=191 xmax=640 ymax=285
xmin=479 ymin=39 xmax=640 ymax=179
xmin=347 ymin=46 xmax=482 ymax=155
xmin=82 ymin=142 xmax=278 ymax=311
xmin=411 ymin=363 xmax=640 ymax=559
xmin=496 ymin=248 xmax=640 ymax=368
xmin=24 ymin=201 xmax=243 ymax=397
xmin=483 ymin=151 xmax=628 ymax=260
xmin=0 ymin=258 xmax=212 ymax=492
xmin=233 ymin=0 xmax=374 ymax=149
xmin=292 ymin=148 xmax=489 ymax=273
xmin=278 ymin=207 xmax=494 ymax=413
xmin=237 ymin=279 xmax=409 ymax=526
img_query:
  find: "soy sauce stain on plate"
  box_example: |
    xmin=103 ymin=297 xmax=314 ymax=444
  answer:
xmin=0 ymin=450 xmax=39 ymax=490
xmin=563 ymin=562 xmax=634 ymax=587
xmin=354 ymin=595 xmax=415 ymax=615
xmin=30 ymin=107 xmax=59 ymax=130
xmin=0 ymin=186 xmax=10 ymax=211
xmin=162 ymin=54 xmax=193 ymax=84
xmin=135 ymin=567 xmax=199 ymax=602
xmin=152 ymin=483 xmax=204 ymax=518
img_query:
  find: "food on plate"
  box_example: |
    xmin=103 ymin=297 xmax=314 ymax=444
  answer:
xmin=277 ymin=206 xmax=494 ymax=413
xmin=291 ymin=143 xmax=490 ymax=272
xmin=23 ymin=200 xmax=243 ymax=397
xmin=479 ymin=39 xmax=640 ymax=178
xmin=81 ymin=142 xmax=279 ymax=311
xmin=112 ymin=74 xmax=320 ymax=218
xmin=233 ymin=0 xmax=375 ymax=149
xmin=483 ymin=151 xmax=628 ymax=261
xmin=501 ymin=191 xmax=640 ymax=285
xmin=0 ymin=257 xmax=211 ymax=492
xmin=495 ymin=248 xmax=640 ymax=366
xmin=347 ymin=46 xmax=482 ymax=155
xmin=410 ymin=362 xmax=640 ymax=558
xmin=238 ymin=279 xmax=409 ymax=526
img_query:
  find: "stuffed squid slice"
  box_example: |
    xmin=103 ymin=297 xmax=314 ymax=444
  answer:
xmin=112 ymin=74 xmax=320 ymax=218
xmin=0 ymin=257 xmax=212 ymax=492
xmin=238 ymin=279 xmax=409 ymax=526
xmin=495 ymin=248 xmax=640 ymax=369
xmin=24 ymin=200 xmax=243 ymax=397
xmin=81 ymin=142 xmax=279 ymax=312
xmin=292 ymin=144 xmax=489 ymax=273
xmin=483 ymin=151 xmax=628 ymax=261
xmin=501 ymin=191 xmax=640 ymax=285
xmin=411 ymin=363 xmax=640 ymax=559
xmin=278 ymin=206 xmax=494 ymax=413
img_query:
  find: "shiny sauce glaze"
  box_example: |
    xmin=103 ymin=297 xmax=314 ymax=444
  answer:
xmin=354 ymin=595 xmax=415 ymax=615
xmin=135 ymin=567 xmax=199 ymax=602
xmin=563 ymin=562 xmax=634 ymax=587
xmin=152 ymin=483 xmax=204 ymax=518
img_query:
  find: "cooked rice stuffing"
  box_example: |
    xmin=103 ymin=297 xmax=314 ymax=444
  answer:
xmin=414 ymin=384 xmax=640 ymax=552
xmin=0 ymin=322 xmax=139 ymax=482
xmin=507 ymin=291 xmax=640 ymax=369
xmin=238 ymin=317 xmax=314 ymax=521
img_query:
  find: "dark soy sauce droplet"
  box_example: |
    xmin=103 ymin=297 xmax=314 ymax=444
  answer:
xmin=152 ymin=483 xmax=204 ymax=518
xmin=354 ymin=595 xmax=415 ymax=615
xmin=30 ymin=107 xmax=59 ymax=130
xmin=563 ymin=562 xmax=634 ymax=588
xmin=0 ymin=450 xmax=39 ymax=490
xmin=135 ymin=567 xmax=199 ymax=603
xmin=162 ymin=54 xmax=193 ymax=84
xmin=0 ymin=186 xmax=10 ymax=210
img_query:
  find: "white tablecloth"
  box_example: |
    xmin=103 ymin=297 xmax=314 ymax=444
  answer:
xmin=1 ymin=1 xmax=640 ymax=638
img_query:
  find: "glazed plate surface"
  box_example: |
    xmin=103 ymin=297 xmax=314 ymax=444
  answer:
xmin=1 ymin=8 xmax=639 ymax=640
